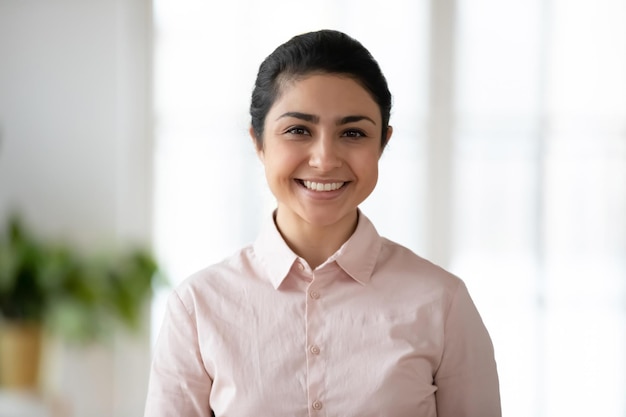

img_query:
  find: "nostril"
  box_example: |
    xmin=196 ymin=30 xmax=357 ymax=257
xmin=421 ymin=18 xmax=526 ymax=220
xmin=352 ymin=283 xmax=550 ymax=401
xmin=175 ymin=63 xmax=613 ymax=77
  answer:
xmin=308 ymin=153 xmax=342 ymax=169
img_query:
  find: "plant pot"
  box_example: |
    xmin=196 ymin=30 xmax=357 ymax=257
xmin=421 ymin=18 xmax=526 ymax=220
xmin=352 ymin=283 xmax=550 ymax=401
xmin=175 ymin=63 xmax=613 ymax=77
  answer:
xmin=0 ymin=322 xmax=43 ymax=390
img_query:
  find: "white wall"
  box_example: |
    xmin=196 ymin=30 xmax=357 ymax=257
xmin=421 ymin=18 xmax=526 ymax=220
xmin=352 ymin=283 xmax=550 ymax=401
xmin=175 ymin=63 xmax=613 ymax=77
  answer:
xmin=0 ymin=0 xmax=153 ymax=415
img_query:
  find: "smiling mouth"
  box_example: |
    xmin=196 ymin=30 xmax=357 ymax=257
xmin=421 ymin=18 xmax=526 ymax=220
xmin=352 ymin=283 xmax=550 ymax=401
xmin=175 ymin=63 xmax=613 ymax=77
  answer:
xmin=297 ymin=180 xmax=347 ymax=192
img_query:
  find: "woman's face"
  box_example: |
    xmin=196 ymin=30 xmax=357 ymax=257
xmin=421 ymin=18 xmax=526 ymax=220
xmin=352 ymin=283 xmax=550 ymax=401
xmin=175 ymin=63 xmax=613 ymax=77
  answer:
xmin=253 ymin=73 xmax=392 ymax=233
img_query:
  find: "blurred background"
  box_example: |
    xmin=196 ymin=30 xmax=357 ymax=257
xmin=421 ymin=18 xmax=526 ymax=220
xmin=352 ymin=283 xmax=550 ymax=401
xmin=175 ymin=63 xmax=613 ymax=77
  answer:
xmin=0 ymin=0 xmax=624 ymax=416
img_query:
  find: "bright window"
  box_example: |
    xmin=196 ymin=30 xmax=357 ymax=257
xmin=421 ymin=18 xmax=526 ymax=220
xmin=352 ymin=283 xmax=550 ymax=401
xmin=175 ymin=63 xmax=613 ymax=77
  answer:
xmin=152 ymin=1 xmax=626 ymax=415
xmin=453 ymin=0 xmax=626 ymax=415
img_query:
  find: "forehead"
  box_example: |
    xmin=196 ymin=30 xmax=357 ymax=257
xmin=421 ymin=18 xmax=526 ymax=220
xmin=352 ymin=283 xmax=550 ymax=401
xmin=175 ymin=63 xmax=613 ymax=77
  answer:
xmin=268 ymin=73 xmax=381 ymax=122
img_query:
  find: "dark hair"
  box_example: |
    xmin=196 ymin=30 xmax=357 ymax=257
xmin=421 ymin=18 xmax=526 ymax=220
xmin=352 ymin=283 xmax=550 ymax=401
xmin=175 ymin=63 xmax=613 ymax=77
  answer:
xmin=249 ymin=29 xmax=392 ymax=149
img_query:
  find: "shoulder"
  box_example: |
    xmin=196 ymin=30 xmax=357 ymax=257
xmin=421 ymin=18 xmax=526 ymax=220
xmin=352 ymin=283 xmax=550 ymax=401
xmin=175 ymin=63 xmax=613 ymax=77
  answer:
xmin=375 ymin=237 xmax=462 ymax=293
xmin=170 ymin=243 xmax=258 ymax=310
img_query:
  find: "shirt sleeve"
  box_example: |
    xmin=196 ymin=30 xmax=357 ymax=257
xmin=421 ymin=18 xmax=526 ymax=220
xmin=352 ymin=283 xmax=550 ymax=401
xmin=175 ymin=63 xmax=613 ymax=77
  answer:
xmin=434 ymin=280 xmax=502 ymax=417
xmin=144 ymin=289 xmax=213 ymax=417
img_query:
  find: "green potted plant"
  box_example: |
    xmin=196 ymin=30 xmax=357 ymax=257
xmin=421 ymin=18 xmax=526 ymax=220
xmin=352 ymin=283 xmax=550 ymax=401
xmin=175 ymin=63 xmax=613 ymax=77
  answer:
xmin=0 ymin=214 xmax=164 ymax=390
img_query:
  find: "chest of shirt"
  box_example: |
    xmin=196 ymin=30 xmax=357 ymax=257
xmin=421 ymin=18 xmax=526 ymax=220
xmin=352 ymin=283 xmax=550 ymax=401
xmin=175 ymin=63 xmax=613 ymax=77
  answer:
xmin=196 ymin=270 xmax=446 ymax=416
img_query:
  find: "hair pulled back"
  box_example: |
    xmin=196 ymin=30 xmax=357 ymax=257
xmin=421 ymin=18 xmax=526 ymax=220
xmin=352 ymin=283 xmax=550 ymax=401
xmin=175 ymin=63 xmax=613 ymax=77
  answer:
xmin=249 ymin=29 xmax=392 ymax=149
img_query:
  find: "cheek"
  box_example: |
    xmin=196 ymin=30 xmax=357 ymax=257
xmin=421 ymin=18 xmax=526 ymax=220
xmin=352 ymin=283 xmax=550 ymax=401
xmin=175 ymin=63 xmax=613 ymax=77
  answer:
xmin=266 ymin=143 xmax=302 ymax=168
xmin=355 ymin=153 xmax=381 ymax=181
xmin=262 ymin=146 xmax=298 ymax=182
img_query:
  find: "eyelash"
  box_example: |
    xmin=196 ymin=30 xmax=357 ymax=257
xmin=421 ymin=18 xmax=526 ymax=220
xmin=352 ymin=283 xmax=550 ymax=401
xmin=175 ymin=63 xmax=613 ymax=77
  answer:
xmin=285 ymin=126 xmax=310 ymax=136
xmin=342 ymin=129 xmax=367 ymax=138
xmin=284 ymin=127 xmax=367 ymax=138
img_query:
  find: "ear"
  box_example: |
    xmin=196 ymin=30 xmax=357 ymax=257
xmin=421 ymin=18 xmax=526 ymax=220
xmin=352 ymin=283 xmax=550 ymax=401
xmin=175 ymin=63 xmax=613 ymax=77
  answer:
xmin=381 ymin=126 xmax=393 ymax=155
xmin=385 ymin=125 xmax=393 ymax=144
xmin=249 ymin=126 xmax=264 ymax=162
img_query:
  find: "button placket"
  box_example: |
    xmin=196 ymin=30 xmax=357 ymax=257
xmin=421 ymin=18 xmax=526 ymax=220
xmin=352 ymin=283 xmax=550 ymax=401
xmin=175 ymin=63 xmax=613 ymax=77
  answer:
xmin=305 ymin=278 xmax=325 ymax=415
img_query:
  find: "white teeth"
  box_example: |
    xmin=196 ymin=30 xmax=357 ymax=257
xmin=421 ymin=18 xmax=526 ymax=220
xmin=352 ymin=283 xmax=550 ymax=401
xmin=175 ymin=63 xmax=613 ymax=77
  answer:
xmin=303 ymin=180 xmax=345 ymax=192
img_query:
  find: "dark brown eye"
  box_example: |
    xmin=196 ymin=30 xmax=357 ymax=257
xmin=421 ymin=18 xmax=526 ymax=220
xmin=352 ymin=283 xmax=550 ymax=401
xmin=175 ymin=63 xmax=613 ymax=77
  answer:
xmin=342 ymin=129 xmax=366 ymax=138
xmin=286 ymin=126 xmax=309 ymax=135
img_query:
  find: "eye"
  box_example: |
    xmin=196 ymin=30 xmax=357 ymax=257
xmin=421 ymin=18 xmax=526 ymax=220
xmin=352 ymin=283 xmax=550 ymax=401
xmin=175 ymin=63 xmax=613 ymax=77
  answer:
xmin=285 ymin=126 xmax=310 ymax=136
xmin=342 ymin=129 xmax=367 ymax=138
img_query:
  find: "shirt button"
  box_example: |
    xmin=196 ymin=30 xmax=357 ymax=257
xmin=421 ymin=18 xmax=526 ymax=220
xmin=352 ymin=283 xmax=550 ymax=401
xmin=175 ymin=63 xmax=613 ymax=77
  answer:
xmin=310 ymin=291 xmax=320 ymax=299
xmin=312 ymin=400 xmax=323 ymax=410
xmin=297 ymin=262 xmax=305 ymax=271
xmin=310 ymin=345 xmax=321 ymax=355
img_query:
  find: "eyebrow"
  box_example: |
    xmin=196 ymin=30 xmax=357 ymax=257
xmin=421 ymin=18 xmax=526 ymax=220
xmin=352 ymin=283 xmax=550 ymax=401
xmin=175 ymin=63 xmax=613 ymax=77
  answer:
xmin=277 ymin=112 xmax=319 ymax=123
xmin=338 ymin=115 xmax=376 ymax=126
xmin=277 ymin=112 xmax=377 ymax=126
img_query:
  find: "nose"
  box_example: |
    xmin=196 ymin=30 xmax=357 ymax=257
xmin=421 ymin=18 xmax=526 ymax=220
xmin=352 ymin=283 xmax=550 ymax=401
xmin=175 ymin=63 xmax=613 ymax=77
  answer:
xmin=308 ymin=135 xmax=342 ymax=171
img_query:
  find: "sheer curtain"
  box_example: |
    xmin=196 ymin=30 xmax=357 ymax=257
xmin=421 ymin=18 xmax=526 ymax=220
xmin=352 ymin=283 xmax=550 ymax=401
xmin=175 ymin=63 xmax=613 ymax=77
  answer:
xmin=151 ymin=1 xmax=626 ymax=416
xmin=452 ymin=0 xmax=626 ymax=415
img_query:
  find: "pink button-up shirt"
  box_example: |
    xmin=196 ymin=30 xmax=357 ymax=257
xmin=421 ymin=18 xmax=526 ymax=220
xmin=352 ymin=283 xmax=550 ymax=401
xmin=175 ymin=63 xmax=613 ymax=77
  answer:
xmin=144 ymin=212 xmax=501 ymax=417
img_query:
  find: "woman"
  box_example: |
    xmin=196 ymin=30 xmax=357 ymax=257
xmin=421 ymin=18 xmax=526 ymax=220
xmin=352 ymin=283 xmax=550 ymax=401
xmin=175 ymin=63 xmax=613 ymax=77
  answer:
xmin=144 ymin=29 xmax=501 ymax=417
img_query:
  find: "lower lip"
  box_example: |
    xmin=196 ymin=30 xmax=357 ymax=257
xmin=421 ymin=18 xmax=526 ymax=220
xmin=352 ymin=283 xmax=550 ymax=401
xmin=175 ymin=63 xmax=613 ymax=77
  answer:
xmin=297 ymin=181 xmax=348 ymax=200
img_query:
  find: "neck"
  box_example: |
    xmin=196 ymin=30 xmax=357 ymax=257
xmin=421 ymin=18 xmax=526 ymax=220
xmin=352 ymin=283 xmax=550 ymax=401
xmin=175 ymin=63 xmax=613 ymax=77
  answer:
xmin=274 ymin=209 xmax=358 ymax=270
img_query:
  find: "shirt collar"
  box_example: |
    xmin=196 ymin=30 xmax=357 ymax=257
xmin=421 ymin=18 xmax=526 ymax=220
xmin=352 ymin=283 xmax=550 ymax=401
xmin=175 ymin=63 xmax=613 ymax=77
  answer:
xmin=253 ymin=211 xmax=300 ymax=289
xmin=253 ymin=209 xmax=383 ymax=289
xmin=332 ymin=210 xmax=382 ymax=285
